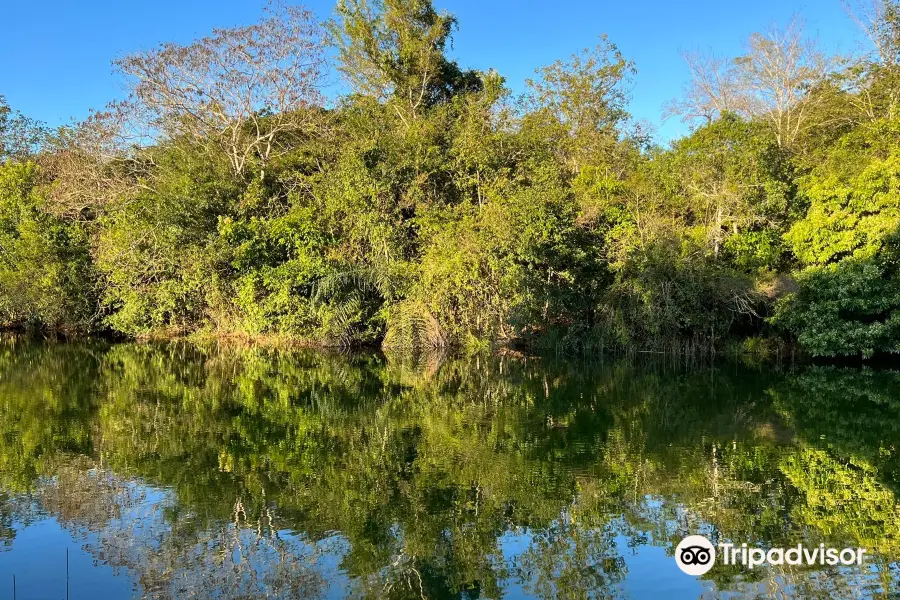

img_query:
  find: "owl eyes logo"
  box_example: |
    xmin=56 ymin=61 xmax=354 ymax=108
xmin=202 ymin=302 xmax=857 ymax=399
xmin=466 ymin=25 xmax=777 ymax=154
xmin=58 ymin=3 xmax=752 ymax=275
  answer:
xmin=680 ymin=545 xmax=712 ymax=565
xmin=675 ymin=535 xmax=716 ymax=575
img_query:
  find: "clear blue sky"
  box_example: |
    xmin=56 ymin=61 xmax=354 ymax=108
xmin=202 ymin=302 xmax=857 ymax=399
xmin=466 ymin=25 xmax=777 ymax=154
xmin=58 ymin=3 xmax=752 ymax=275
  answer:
xmin=0 ymin=0 xmax=865 ymax=143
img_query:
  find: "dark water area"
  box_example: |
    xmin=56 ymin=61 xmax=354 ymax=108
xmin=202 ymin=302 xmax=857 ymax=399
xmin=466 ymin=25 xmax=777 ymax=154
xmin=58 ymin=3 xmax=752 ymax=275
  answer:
xmin=0 ymin=340 xmax=898 ymax=598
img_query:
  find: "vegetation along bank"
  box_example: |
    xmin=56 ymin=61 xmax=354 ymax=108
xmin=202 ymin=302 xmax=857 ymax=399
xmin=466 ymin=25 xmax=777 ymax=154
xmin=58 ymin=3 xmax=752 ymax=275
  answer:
xmin=2 ymin=0 xmax=900 ymax=358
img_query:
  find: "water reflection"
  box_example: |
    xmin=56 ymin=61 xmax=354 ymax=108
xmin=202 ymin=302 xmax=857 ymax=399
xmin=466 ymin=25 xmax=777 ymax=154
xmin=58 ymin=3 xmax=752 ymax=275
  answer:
xmin=0 ymin=339 xmax=897 ymax=598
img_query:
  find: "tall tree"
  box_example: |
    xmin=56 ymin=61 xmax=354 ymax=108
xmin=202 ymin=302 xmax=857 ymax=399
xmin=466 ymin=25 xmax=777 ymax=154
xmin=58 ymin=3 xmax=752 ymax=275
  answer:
xmin=672 ymin=19 xmax=832 ymax=149
xmin=523 ymin=36 xmax=635 ymax=174
xmin=114 ymin=2 xmax=327 ymax=179
xmin=330 ymin=0 xmax=481 ymax=125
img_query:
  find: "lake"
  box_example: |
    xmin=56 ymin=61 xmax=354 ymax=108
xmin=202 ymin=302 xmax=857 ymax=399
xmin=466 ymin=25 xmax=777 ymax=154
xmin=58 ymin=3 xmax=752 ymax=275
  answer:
xmin=0 ymin=340 xmax=897 ymax=598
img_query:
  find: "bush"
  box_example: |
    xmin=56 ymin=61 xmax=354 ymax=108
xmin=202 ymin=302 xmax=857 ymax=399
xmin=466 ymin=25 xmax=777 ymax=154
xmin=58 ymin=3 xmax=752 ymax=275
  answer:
xmin=773 ymin=250 xmax=900 ymax=357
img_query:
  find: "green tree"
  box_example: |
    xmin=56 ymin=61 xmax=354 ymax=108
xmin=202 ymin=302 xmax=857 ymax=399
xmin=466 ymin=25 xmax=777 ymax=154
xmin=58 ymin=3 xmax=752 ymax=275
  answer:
xmin=330 ymin=0 xmax=482 ymax=120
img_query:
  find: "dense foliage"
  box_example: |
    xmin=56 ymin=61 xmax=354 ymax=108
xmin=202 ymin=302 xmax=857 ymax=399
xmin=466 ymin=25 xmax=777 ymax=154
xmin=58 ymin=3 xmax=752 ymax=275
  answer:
xmin=3 ymin=1 xmax=900 ymax=357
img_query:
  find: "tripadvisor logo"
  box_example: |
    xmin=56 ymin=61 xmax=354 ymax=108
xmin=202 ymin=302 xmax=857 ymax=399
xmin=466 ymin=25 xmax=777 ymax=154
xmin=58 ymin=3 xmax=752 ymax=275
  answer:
xmin=674 ymin=535 xmax=868 ymax=576
xmin=675 ymin=535 xmax=716 ymax=576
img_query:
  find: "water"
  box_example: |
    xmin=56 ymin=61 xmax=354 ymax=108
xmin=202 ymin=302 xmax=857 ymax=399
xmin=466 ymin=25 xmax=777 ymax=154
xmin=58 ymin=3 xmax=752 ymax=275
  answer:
xmin=0 ymin=340 xmax=897 ymax=599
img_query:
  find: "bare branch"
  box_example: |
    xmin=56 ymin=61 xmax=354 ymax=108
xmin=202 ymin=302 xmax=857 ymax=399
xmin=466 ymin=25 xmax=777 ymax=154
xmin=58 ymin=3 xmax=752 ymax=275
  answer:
xmin=670 ymin=17 xmax=833 ymax=148
xmin=114 ymin=1 xmax=328 ymax=178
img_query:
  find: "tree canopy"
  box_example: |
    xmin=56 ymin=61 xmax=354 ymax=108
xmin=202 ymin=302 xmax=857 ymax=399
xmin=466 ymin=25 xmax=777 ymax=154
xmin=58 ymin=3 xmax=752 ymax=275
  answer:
xmin=3 ymin=0 xmax=900 ymax=358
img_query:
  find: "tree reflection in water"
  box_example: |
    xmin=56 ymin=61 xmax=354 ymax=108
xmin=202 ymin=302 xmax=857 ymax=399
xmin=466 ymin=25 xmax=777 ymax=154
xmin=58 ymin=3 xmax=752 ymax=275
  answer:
xmin=0 ymin=339 xmax=897 ymax=598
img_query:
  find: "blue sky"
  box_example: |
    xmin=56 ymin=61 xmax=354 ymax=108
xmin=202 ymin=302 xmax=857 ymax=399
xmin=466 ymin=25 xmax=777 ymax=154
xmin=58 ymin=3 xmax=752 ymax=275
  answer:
xmin=0 ymin=0 xmax=865 ymax=144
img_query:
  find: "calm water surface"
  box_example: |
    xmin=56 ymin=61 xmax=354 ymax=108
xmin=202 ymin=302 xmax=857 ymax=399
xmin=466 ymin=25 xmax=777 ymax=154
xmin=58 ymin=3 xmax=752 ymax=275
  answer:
xmin=0 ymin=340 xmax=898 ymax=599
